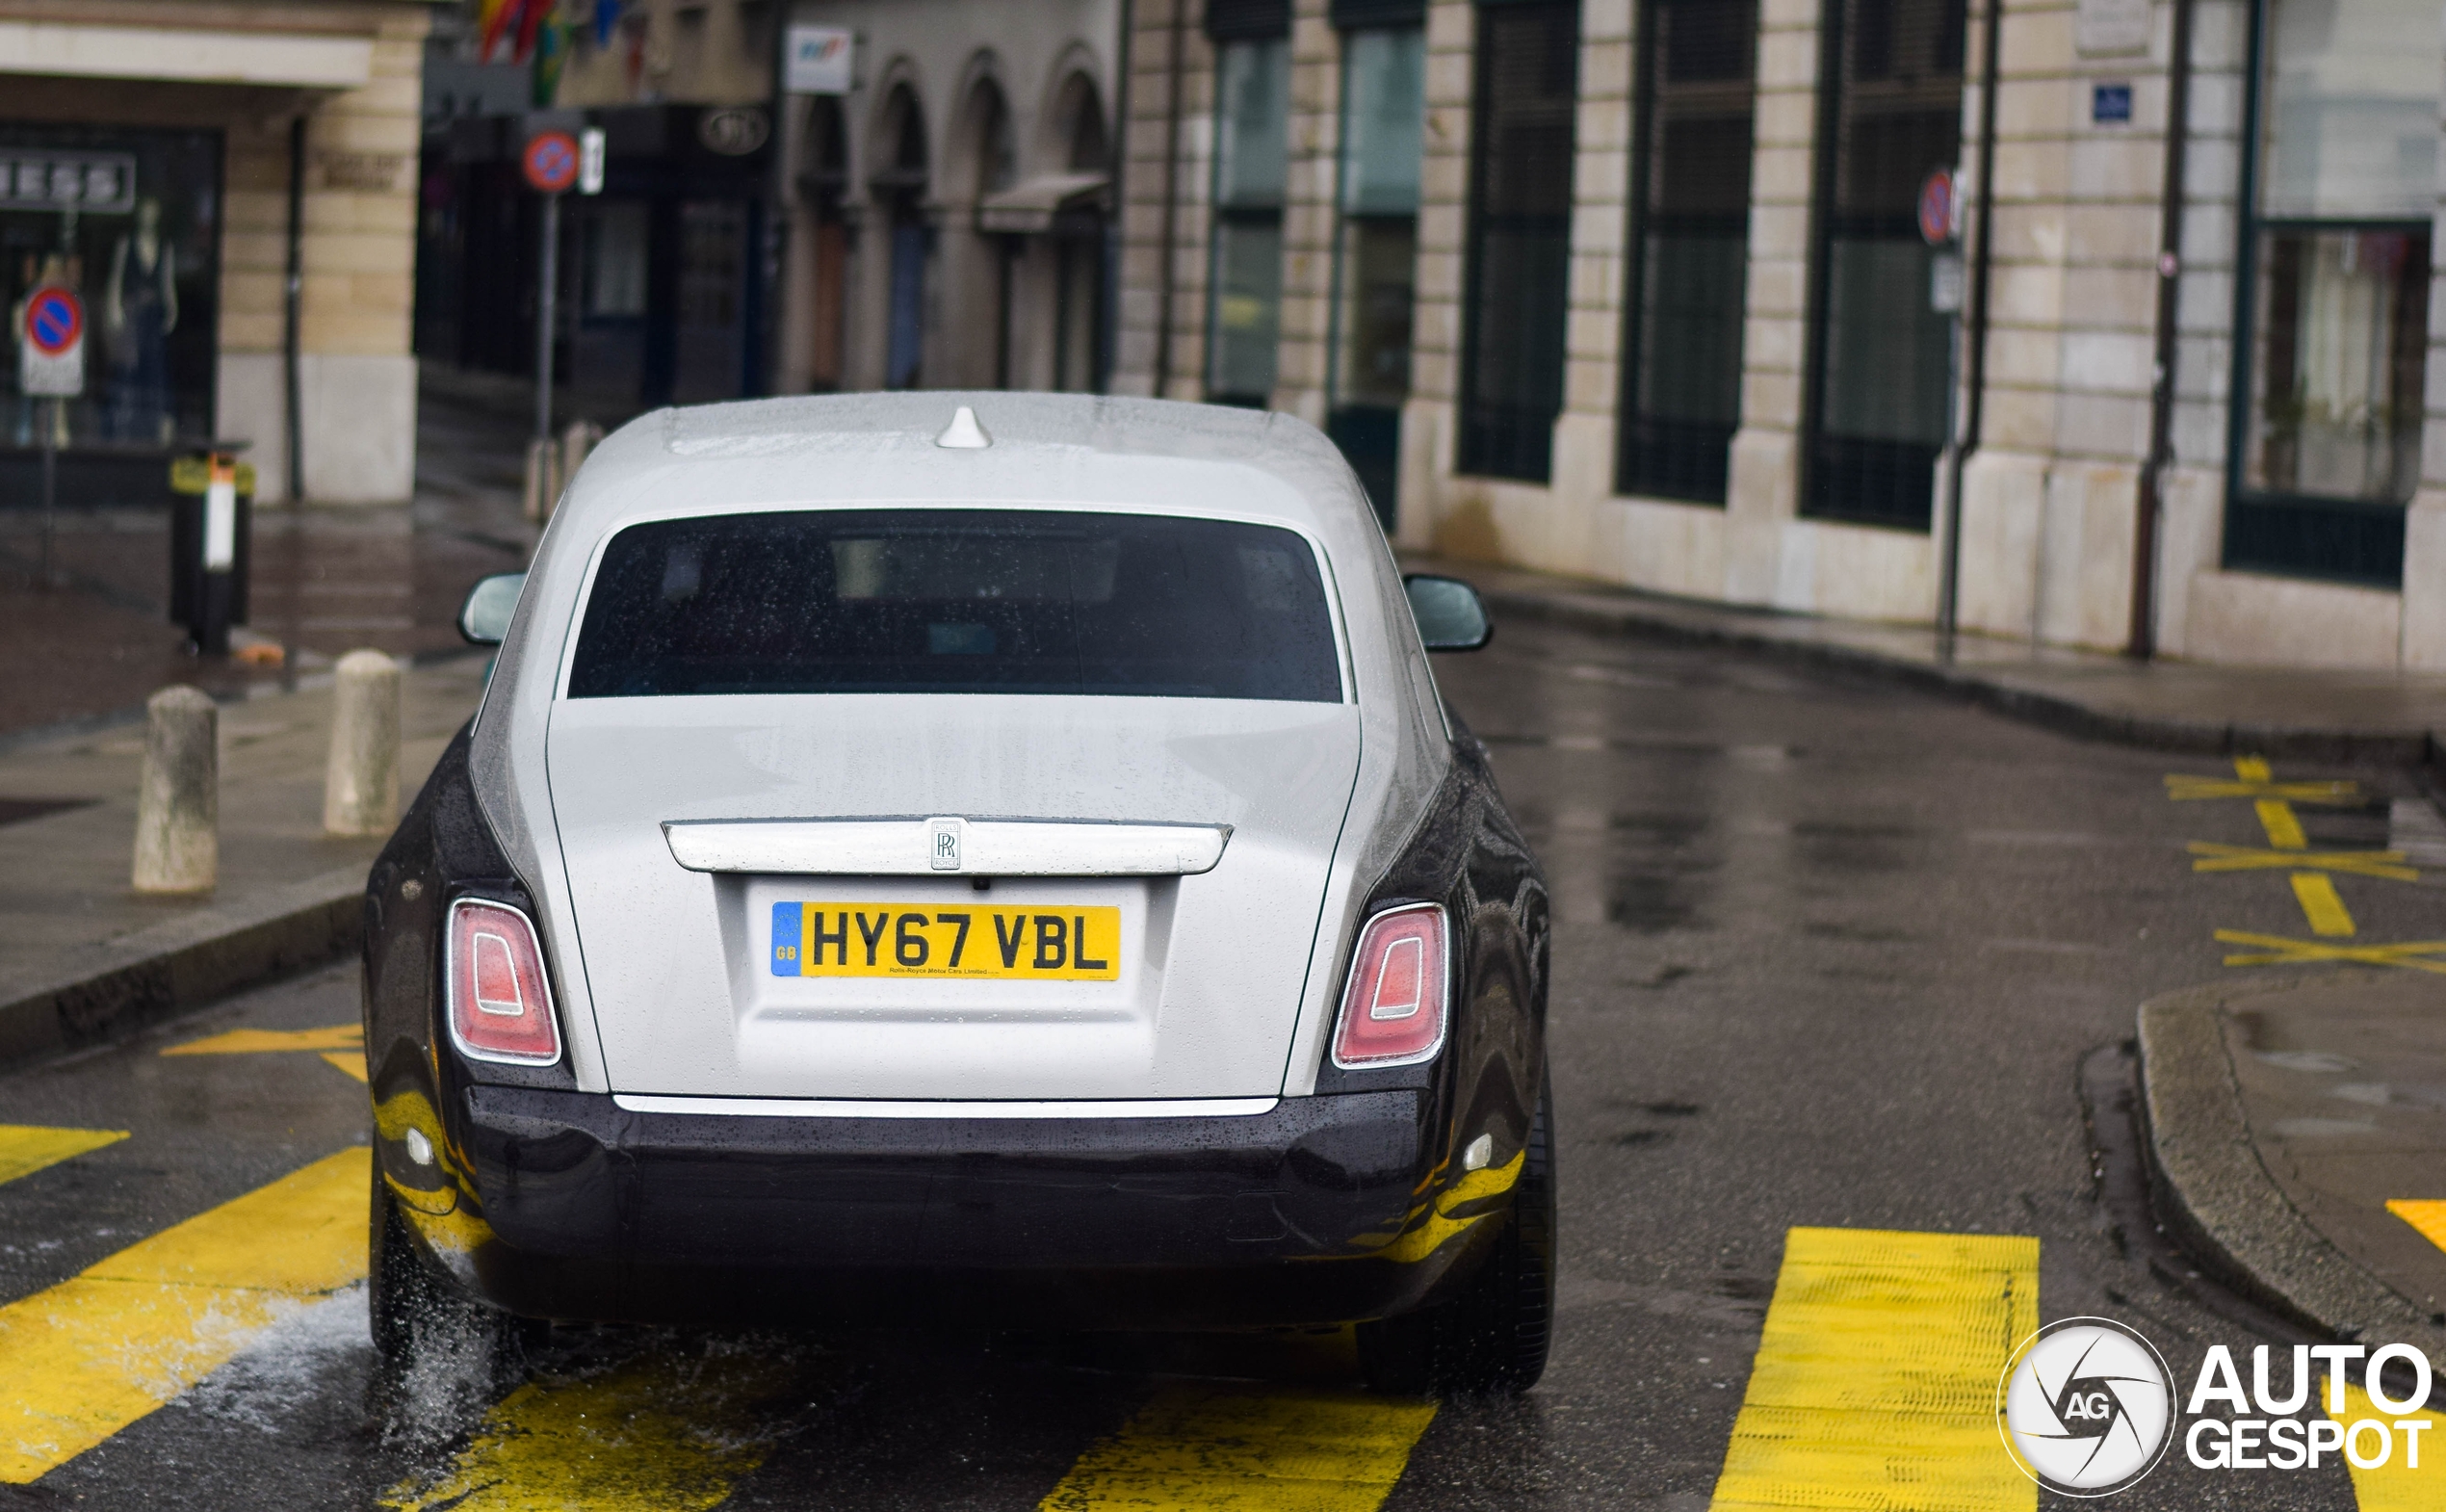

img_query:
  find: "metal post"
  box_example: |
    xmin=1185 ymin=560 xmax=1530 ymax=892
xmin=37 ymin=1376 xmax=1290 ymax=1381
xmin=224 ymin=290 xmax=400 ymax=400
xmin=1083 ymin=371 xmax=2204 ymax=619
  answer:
xmin=535 ymin=191 xmax=560 ymax=442
xmin=284 ymin=115 xmax=306 ymax=506
xmin=39 ymin=396 xmax=56 ymax=587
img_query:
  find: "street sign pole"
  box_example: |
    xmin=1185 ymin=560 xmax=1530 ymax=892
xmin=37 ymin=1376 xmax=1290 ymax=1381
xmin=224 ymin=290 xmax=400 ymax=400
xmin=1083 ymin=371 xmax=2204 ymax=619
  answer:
xmin=20 ymin=284 xmax=86 ymax=591
xmin=536 ymin=191 xmax=559 ymax=446
xmin=39 ymin=397 xmax=55 ymax=587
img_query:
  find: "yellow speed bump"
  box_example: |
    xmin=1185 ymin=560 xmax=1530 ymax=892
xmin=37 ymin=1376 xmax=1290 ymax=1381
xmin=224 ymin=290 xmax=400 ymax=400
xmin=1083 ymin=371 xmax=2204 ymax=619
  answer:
xmin=1709 ymin=1227 xmax=2039 ymax=1512
xmin=1041 ymin=1384 xmax=1437 ymax=1512
xmin=0 ymin=1147 xmax=369 ymax=1483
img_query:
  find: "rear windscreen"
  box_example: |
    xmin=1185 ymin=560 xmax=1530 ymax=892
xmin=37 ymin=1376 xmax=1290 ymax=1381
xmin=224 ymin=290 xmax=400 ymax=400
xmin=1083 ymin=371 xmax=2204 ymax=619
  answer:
xmin=566 ymin=509 xmax=1343 ymax=702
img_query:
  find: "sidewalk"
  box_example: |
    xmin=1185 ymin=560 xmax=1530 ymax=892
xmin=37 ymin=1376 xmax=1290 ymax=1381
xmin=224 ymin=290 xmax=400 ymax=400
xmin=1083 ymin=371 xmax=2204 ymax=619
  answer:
xmin=0 ymin=367 xmax=532 ymax=742
xmin=2141 ymin=974 xmax=2446 ymax=1369
xmin=1406 ymin=554 xmax=2446 ymax=766
xmin=0 ymin=655 xmax=486 ymax=1068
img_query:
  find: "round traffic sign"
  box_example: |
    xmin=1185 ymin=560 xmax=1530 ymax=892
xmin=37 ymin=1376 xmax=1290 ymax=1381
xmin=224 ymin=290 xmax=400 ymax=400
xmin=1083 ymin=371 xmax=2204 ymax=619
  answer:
xmin=25 ymin=287 xmax=82 ymax=354
xmin=523 ymin=130 xmax=581 ymax=195
xmin=1918 ymin=169 xmax=1956 ymax=247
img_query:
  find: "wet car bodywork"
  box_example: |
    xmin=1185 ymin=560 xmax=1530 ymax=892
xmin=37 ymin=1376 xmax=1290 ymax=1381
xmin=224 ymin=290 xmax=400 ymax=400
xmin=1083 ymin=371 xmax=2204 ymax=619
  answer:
xmin=361 ymin=393 xmax=1550 ymax=1380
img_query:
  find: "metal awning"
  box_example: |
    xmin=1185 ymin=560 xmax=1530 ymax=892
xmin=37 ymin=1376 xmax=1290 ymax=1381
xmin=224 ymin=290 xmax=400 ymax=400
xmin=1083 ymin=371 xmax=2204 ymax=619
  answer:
xmin=0 ymin=20 xmax=375 ymax=89
xmin=976 ymin=172 xmax=1108 ymax=235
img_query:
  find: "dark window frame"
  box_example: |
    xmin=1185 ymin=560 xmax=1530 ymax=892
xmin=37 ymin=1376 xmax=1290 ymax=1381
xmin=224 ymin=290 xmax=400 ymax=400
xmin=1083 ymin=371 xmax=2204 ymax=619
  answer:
xmin=2221 ymin=0 xmax=2425 ymax=589
xmin=1456 ymin=0 xmax=1580 ymax=484
xmin=1206 ymin=31 xmax=1293 ymax=408
xmin=1797 ymin=0 xmax=1967 ymax=533
xmin=1615 ymin=0 xmax=1756 ymax=505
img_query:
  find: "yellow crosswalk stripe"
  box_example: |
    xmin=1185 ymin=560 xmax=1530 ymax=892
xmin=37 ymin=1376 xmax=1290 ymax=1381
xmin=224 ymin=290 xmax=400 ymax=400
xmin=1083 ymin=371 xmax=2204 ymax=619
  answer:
xmin=1040 ymin=1384 xmax=1437 ymax=1512
xmin=2333 ymin=1381 xmax=2446 ymax=1510
xmin=161 ymin=1023 xmax=362 ymax=1056
xmin=0 ymin=1147 xmax=368 ymax=1483
xmin=380 ymin=1351 xmax=794 ymax=1511
xmin=0 ymin=1126 xmax=126 ymax=1188
xmin=1708 ymin=1226 xmax=2038 ymax=1512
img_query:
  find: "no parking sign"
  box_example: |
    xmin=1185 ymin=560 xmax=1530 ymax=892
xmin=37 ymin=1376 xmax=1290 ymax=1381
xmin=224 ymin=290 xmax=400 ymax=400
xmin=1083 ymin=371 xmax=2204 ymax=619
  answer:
xmin=20 ymin=283 xmax=82 ymax=397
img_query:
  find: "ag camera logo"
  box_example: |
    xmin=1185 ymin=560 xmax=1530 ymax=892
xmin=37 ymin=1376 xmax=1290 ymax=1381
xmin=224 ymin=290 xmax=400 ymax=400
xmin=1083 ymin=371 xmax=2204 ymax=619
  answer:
xmin=1998 ymin=1318 xmax=2176 ymax=1496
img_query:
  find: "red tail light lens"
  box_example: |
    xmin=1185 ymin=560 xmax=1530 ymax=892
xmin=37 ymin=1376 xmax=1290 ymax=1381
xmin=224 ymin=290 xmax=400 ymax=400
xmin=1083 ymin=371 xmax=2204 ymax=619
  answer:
xmin=1331 ymin=902 xmax=1447 ymax=1069
xmin=446 ymin=899 xmax=562 ymax=1065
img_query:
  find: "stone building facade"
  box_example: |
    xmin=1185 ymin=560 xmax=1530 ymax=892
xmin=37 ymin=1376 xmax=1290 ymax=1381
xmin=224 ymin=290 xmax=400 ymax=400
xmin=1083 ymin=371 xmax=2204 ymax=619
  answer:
xmin=0 ymin=1 xmax=431 ymax=505
xmin=1111 ymin=0 xmax=2446 ymax=670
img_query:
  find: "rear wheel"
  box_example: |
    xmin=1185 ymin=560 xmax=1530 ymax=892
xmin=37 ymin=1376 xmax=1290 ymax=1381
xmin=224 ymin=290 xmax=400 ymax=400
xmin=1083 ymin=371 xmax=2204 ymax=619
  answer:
xmin=1359 ymin=1074 xmax=1556 ymax=1396
xmin=369 ymin=1162 xmax=522 ymax=1397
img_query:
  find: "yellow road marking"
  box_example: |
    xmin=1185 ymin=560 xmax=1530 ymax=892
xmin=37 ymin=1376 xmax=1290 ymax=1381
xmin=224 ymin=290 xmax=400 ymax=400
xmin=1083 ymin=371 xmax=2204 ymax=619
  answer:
xmin=2291 ymin=873 xmax=2358 ymax=936
xmin=2165 ymin=774 xmax=2359 ymax=804
xmin=2256 ymin=797 xmax=2310 ymax=849
xmin=2332 ymin=1380 xmax=2446 ymax=1510
xmin=1041 ymin=1384 xmax=1436 ymax=1512
xmin=2188 ymin=843 xmax=2416 ymax=881
xmin=0 ymin=1147 xmax=368 ymax=1482
xmin=320 ymin=1051 xmax=368 ymax=1083
xmin=0 ymin=1127 xmax=126 ymax=1188
xmin=162 ymin=1023 xmax=362 ymax=1056
xmin=1708 ymin=1227 xmax=2038 ymax=1512
xmin=2216 ymin=931 xmax=2446 ymax=974
xmin=380 ymin=1351 xmax=794 ymax=1512
xmin=2387 ymin=1200 xmax=2446 ymax=1253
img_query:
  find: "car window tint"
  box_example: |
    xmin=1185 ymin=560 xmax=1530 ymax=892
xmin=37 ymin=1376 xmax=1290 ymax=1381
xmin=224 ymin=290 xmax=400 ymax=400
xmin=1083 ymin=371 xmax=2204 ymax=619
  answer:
xmin=567 ymin=509 xmax=1344 ymax=702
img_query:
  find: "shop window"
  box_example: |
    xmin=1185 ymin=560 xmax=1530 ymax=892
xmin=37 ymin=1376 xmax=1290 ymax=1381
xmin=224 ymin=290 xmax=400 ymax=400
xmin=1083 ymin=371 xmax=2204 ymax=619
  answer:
xmin=2229 ymin=0 xmax=2436 ymax=587
xmin=1617 ymin=0 xmax=1754 ymax=505
xmin=584 ymin=201 xmax=649 ymax=318
xmin=0 ymin=125 xmax=220 ymax=453
xmin=1801 ymin=0 xmax=1965 ymax=530
xmin=1209 ymin=35 xmax=1291 ymax=406
xmin=1458 ymin=0 xmax=1578 ymax=483
xmin=1329 ymin=23 xmax=1425 ymax=524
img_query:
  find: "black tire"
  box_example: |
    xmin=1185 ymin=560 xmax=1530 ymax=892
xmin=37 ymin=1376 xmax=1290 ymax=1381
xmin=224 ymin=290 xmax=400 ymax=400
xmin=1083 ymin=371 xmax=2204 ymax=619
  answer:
xmin=1359 ymin=1075 xmax=1556 ymax=1396
xmin=369 ymin=1161 xmax=521 ymax=1389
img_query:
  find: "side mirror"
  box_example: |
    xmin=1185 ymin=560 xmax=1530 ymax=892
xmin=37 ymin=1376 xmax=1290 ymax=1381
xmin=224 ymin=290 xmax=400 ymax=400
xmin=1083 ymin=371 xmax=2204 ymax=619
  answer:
xmin=458 ymin=572 xmax=526 ymax=646
xmin=1403 ymin=574 xmax=1493 ymax=652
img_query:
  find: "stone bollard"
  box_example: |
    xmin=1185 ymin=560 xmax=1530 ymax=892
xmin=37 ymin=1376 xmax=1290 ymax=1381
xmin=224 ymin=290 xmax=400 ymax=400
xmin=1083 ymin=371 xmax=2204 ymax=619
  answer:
xmin=560 ymin=419 xmax=604 ymax=499
xmin=132 ymin=686 xmax=217 ymax=894
xmin=522 ymin=437 xmax=560 ymax=524
xmin=324 ymin=650 xmax=402 ymax=837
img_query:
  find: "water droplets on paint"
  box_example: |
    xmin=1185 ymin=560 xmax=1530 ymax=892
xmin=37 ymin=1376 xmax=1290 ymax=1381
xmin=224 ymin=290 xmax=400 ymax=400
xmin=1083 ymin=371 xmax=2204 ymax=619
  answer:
xmin=173 ymin=1289 xmax=368 ymax=1433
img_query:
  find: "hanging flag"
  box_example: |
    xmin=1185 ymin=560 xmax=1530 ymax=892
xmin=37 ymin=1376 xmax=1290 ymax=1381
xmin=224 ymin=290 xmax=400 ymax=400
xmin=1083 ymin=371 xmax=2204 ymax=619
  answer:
xmin=477 ymin=0 xmax=520 ymax=62
xmin=513 ymin=0 xmax=548 ymax=65
xmin=532 ymin=13 xmax=571 ymax=105
xmin=593 ymin=0 xmax=619 ymax=48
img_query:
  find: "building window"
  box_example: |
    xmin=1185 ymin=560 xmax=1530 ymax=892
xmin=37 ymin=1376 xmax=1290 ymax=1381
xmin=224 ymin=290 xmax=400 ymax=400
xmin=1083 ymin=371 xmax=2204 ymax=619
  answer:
xmin=1802 ymin=0 xmax=1965 ymax=530
xmin=1458 ymin=0 xmax=1578 ymax=482
xmin=1209 ymin=35 xmax=1290 ymax=405
xmin=2228 ymin=0 xmax=2435 ymax=587
xmin=1617 ymin=0 xmax=1754 ymax=504
xmin=1329 ymin=22 xmax=1425 ymax=523
xmin=0 ymin=124 xmax=221 ymax=451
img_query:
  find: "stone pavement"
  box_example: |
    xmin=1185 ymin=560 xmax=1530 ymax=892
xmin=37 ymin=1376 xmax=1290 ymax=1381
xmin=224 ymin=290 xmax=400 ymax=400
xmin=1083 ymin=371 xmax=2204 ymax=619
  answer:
xmin=1406 ymin=554 xmax=2446 ymax=765
xmin=0 ymin=655 xmax=486 ymax=1068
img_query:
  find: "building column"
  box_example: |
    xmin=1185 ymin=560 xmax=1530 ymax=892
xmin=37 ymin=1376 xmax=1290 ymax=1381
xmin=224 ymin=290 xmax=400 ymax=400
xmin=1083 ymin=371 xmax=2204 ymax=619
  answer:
xmin=1273 ymin=0 xmax=1340 ymax=427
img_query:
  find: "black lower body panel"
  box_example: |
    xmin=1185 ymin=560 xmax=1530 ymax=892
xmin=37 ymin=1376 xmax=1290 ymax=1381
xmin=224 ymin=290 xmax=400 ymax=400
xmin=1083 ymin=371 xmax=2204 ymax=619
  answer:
xmin=427 ymin=1085 xmax=1489 ymax=1329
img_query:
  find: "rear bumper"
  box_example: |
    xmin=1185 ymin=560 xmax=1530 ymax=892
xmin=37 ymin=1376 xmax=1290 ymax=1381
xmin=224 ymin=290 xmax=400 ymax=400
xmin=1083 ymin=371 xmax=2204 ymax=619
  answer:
xmin=413 ymin=1085 xmax=1496 ymax=1328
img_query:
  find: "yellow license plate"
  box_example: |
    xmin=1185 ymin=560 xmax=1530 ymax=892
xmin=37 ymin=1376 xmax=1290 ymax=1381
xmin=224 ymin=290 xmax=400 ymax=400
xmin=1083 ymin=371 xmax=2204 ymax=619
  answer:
xmin=769 ymin=902 xmax=1121 ymax=980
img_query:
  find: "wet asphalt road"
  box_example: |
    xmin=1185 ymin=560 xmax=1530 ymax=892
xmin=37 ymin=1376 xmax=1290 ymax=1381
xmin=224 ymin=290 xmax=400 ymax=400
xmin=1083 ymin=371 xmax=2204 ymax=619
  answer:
xmin=4 ymin=613 xmax=2439 ymax=1509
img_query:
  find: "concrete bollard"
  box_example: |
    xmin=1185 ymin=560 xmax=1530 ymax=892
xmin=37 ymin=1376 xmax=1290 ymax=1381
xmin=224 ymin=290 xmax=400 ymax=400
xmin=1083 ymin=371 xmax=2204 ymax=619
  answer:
xmin=324 ymin=650 xmax=402 ymax=837
xmin=132 ymin=686 xmax=218 ymax=894
xmin=560 ymin=419 xmax=603 ymax=500
xmin=522 ymin=437 xmax=560 ymax=523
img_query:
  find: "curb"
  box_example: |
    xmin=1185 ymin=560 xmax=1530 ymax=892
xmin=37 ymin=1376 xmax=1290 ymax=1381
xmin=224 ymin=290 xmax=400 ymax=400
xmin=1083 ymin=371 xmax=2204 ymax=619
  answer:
xmin=0 ymin=866 xmax=365 ymax=1074
xmin=2136 ymin=980 xmax=2446 ymax=1368
xmin=1460 ymin=577 xmax=2440 ymax=767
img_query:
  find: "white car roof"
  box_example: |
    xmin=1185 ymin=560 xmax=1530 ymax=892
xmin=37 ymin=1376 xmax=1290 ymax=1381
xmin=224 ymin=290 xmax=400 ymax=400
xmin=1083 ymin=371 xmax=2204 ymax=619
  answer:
xmin=558 ymin=391 xmax=1377 ymax=544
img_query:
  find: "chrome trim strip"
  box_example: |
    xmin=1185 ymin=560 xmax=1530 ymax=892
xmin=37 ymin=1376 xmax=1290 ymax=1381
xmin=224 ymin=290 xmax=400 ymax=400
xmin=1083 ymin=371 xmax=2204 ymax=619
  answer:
xmin=610 ymin=1093 xmax=1281 ymax=1120
xmin=662 ymin=817 xmax=1231 ymax=876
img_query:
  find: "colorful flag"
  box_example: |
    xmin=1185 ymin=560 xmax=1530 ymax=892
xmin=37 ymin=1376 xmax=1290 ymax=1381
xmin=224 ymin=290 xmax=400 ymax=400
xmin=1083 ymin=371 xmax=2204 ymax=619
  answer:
xmin=514 ymin=0 xmax=548 ymax=64
xmin=532 ymin=13 xmax=570 ymax=105
xmin=476 ymin=0 xmax=520 ymax=62
xmin=593 ymin=0 xmax=619 ymax=48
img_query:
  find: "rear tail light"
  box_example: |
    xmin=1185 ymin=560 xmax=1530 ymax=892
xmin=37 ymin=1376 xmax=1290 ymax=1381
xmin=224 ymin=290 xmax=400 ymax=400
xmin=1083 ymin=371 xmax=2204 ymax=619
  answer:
xmin=446 ymin=899 xmax=562 ymax=1066
xmin=1331 ymin=902 xmax=1447 ymax=1069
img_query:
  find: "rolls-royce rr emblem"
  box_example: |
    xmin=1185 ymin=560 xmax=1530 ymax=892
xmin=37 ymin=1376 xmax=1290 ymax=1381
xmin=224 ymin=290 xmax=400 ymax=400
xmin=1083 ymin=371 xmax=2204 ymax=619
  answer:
xmin=928 ymin=818 xmax=963 ymax=870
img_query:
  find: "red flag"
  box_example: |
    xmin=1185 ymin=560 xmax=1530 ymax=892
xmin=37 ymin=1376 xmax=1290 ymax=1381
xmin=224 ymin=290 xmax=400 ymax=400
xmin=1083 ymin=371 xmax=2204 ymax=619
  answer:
xmin=477 ymin=0 xmax=519 ymax=62
xmin=514 ymin=0 xmax=549 ymax=64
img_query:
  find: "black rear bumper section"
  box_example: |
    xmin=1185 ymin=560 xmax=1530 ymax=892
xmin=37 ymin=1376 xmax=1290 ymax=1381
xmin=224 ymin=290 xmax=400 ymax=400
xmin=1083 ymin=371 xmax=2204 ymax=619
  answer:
xmin=448 ymin=1085 xmax=1485 ymax=1329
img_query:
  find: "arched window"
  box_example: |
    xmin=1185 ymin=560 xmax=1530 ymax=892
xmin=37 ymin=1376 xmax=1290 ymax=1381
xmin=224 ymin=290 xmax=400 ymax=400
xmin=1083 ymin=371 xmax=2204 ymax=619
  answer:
xmin=872 ymin=84 xmax=930 ymax=389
